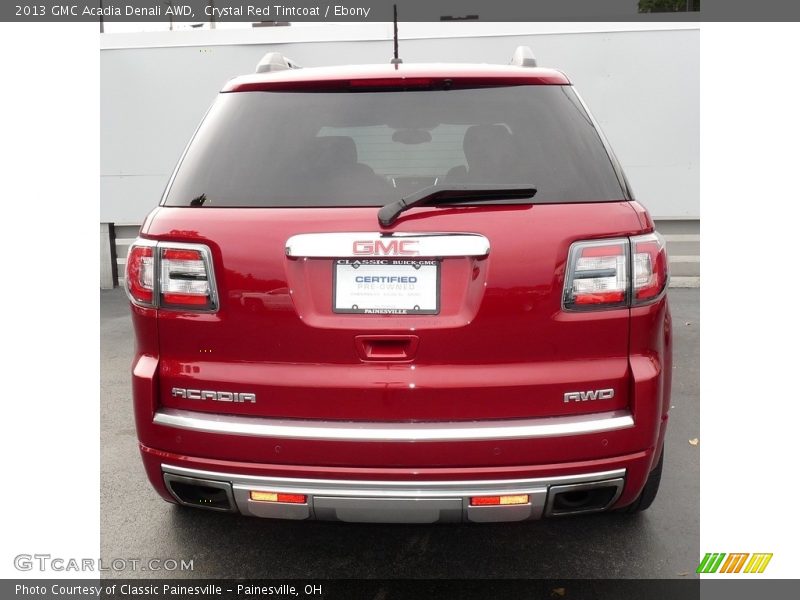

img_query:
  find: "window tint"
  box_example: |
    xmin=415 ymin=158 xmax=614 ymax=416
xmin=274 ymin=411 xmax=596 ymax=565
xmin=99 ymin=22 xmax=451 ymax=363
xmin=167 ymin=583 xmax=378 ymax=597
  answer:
xmin=164 ymin=86 xmax=626 ymax=208
xmin=317 ymin=123 xmax=470 ymax=179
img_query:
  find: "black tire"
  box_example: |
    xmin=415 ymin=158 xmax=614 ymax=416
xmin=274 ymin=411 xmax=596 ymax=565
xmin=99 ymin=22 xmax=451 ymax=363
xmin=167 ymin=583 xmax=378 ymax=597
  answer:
xmin=622 ymin=448 xmax=664 ymax=514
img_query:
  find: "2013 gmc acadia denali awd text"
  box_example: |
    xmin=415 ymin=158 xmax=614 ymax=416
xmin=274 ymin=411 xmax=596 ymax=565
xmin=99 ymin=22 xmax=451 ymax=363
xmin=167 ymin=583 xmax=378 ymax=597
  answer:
xmin=125 ymin=48 xmax=671 ymax=523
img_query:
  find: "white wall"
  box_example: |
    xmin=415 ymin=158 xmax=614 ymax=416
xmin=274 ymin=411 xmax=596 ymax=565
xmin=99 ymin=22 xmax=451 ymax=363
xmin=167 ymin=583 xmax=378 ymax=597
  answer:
xmin=100 ymin=24 xmax=699 ymax=224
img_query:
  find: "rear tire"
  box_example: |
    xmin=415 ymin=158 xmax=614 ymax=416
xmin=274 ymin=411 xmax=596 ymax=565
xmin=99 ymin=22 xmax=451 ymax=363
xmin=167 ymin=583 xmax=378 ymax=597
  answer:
xmin=622 ymin=448 xmax=664 ymax=514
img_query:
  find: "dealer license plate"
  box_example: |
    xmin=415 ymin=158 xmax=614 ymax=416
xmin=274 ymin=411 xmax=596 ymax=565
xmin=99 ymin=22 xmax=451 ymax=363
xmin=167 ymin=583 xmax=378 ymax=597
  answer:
xmin=333 ymin=259 xmax=440 ymax=315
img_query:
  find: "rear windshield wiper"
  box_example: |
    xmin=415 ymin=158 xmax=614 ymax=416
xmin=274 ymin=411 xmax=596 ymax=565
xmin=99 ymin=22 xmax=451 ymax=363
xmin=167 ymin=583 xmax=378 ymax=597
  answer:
xmin=377 ymin=184 xmax=537 ymax=227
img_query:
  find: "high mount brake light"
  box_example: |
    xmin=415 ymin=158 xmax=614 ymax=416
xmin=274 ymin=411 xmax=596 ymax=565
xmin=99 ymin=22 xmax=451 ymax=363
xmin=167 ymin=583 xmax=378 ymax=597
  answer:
xmin=563 ymin=233 xmax=668 ymax=310
xmin=348 ymin=77 xmax=435 ymax=89
xmin=124 ymin=240 xmax=218 ymax=311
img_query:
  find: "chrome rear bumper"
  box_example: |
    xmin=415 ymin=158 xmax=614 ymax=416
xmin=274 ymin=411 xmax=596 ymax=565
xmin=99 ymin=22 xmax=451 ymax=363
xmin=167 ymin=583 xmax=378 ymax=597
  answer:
xmin=162 ymin=464 xmax=625 ymax=523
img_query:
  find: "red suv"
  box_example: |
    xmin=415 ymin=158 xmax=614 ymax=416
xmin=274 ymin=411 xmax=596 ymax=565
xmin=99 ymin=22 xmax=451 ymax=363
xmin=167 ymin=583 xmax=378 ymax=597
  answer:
xmin=125 ymin=48 xmax=671 ymax=523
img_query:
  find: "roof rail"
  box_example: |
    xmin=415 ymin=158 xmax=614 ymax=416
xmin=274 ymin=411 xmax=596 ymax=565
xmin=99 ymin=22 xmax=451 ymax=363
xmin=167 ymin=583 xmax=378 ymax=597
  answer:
xmin=510 ymin=46 xmax=537 ymax=68
xmin=255 ymin=52 xmax=302 ymax=74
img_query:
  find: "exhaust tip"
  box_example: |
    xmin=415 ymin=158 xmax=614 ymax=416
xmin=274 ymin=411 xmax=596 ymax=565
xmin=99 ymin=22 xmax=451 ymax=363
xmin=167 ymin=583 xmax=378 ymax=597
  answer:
xmin=544 ymin=477 xmax=624 ymax=517
xmin=164 ymin=473 xmax=236 ymax=512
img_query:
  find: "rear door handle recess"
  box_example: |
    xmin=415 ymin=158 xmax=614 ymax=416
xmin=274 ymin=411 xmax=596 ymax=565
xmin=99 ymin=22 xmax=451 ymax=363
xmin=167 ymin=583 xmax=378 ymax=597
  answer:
xmin=355 ymin=335 xmax=419 ymax=361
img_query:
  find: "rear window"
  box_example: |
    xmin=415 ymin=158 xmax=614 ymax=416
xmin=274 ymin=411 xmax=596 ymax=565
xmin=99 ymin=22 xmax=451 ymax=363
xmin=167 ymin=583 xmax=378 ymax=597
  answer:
xmin=163 ymin=86 xmax=626 ymax=208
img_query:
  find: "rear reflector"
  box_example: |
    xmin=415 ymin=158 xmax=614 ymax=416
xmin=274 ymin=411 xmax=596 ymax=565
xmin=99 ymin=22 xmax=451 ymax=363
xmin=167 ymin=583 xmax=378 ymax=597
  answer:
xmin=470 ymin=494 xmax=530 ymax=506
xmin=124 ymin=239 xmax=218 ymax=312
xmin=249 ymin=491 xmax=307 ymax=504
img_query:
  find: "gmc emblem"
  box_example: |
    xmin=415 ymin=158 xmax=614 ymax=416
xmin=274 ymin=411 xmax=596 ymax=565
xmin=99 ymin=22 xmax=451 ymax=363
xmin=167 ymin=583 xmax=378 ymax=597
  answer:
xmin=352 ymin=239 xmax=419 ymax=256
xmin=563 ymin=388 xmax=615 ymax=403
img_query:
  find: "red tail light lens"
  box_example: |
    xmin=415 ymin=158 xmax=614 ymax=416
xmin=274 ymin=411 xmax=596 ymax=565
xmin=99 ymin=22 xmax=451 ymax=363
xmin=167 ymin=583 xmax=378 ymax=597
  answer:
xmin=563 ymin=233 xmax=669 ymax=311
xmin=563 ymin=238 xmax=629 ymax=309
xmin=125 ymin=243 xmax=155 ymax=306
xmin=124 ymin=239 xmax=217 ymax=311
xmin=631 ymin=232 xmax=668 ymax=304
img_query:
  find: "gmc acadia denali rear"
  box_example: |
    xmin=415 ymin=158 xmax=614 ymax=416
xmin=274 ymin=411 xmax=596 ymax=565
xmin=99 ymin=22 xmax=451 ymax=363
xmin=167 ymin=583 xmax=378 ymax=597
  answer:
xmin=125 ymin=49 xmax=671 ymax=523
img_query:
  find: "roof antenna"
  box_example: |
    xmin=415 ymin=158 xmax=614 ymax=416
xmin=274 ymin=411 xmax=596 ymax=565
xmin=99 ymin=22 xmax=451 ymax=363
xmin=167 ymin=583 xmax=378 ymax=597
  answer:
xmin=390 ymin=4 xmax=403 ymax=66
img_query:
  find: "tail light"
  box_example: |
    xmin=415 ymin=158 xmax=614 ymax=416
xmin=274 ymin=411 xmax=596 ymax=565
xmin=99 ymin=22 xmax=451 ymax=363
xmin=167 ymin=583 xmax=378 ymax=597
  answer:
xmin=125 ymin=242 xmax=155 ymax=305
xmin=160 ymin=246 xmax=215 ymax=309
xmin=125 ymin=240 xmax=217 ymax=311
xmin=563 ymin=238 xmax=629 ymax=309
xmin=631 ymin=232 xmax=668 ymax=303
xmin=563 ymin=233 xmax=667 ymax=310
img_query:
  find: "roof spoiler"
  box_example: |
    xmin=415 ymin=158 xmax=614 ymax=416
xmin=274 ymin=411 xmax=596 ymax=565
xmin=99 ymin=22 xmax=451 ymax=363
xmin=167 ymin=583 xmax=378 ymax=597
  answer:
xmin=510 ymin=46 xmax=537 ymax=68
xmin=255 ymin=52 xmax=302 ymax=74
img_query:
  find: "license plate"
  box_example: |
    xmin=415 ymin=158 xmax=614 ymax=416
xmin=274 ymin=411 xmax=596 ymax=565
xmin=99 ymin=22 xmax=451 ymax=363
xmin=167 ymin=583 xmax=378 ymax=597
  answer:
xmin=333 ymin=259 xmax=440 ymax=315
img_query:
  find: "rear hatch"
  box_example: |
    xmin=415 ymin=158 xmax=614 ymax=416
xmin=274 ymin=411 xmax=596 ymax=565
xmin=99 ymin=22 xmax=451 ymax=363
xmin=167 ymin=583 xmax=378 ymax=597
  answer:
xmin=145 ymin=78 xmax=644 ymax=422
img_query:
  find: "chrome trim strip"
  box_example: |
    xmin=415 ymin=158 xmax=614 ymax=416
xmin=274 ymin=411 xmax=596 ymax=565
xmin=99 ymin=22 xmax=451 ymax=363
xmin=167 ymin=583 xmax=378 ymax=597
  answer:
xmin=161 ymin=464 xmax=627 ymax=497
xmin=153 ymin=408 xmax=634 ymax=442
xmin=285 ymin=232 xmax=490 ymax=258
